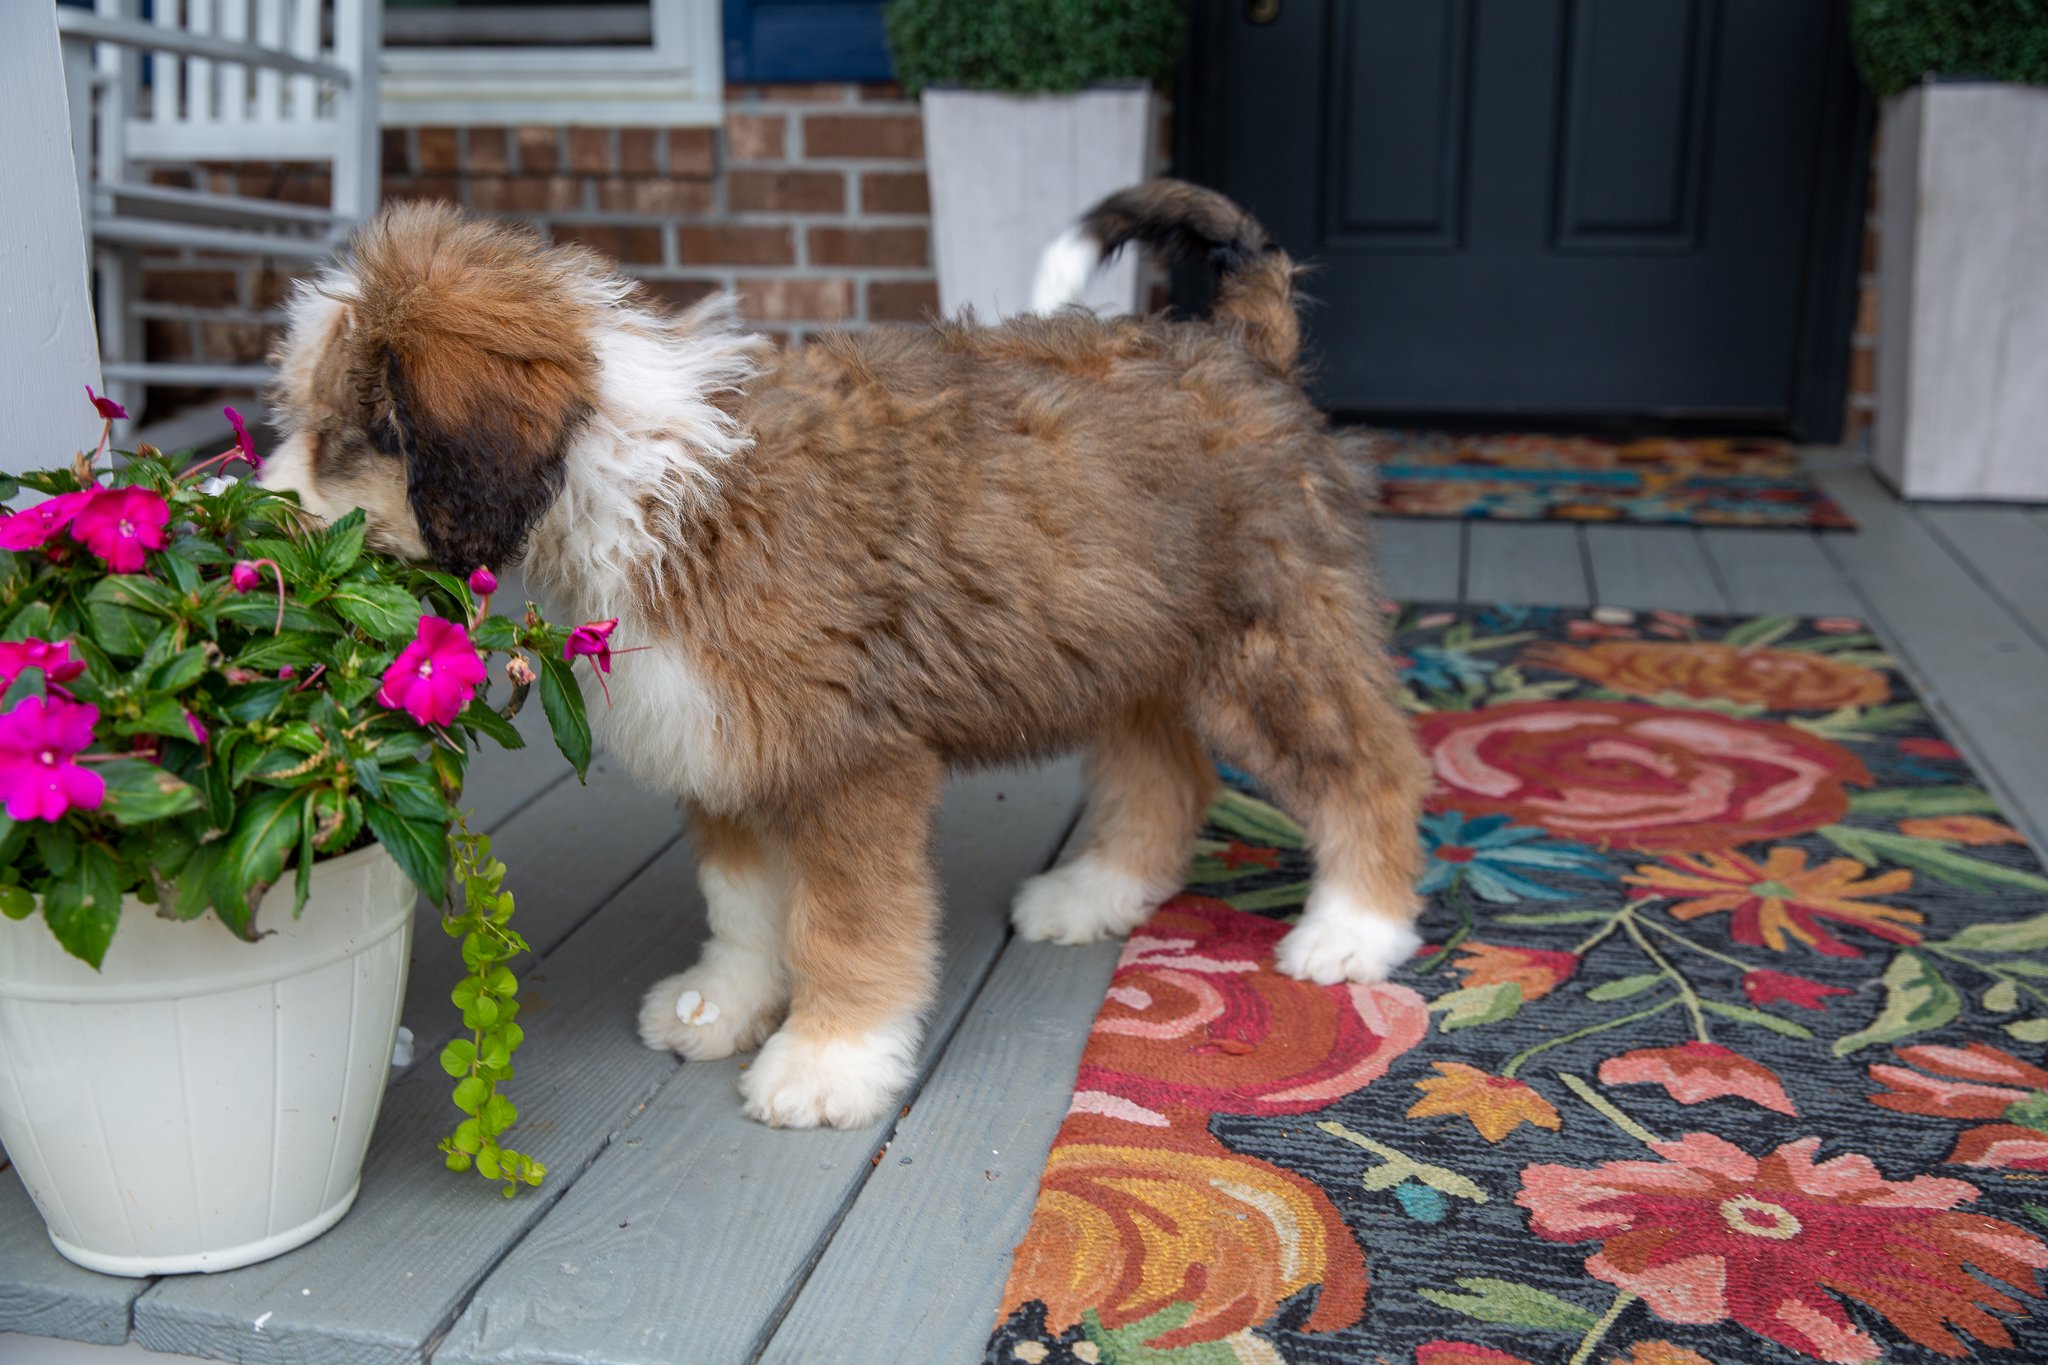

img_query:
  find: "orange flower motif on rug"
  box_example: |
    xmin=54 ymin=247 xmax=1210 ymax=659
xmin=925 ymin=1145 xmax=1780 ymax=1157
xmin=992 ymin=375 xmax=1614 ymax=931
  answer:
xmin=1598 ymin=1041 xmax=1797 ymax=1116
xmin=1406 ymin=1062 xmax=1562 ymax=1142
xmin=1417 ymin=700 xmax=1873 ymax=853
xmin=1627 ymin=847 xmax=1920 ymax=957
xmin=1899 ymin=815 xmax=2028 ymax=846
xmin=1529 ymin=640 xmax=1890 ymax=711
xmin=1518 ymin=1133 xmax=2048 ymax=1361
xmin=1444 ymin=941 xmax=1579 ymax=1002
xmin=999 ymin=1111 xmax=1366 ymax=1352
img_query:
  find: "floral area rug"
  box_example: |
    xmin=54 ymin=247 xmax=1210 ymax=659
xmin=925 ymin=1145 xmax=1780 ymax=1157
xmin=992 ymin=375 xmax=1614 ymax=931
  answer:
xmin=987 ymin=605 xmax=2048 ymax=1365
xmin=1368 ymin=431 xmax=1856 ymax=529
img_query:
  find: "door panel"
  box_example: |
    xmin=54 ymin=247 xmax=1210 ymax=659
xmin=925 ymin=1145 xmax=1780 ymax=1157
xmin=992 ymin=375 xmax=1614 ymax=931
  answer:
xmin=1186 ymin=0 xmax=1865 ymax=431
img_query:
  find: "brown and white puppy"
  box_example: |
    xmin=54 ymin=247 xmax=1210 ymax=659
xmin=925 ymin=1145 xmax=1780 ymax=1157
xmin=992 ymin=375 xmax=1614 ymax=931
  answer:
xmin=260 ymin=180 xmax=1428 ymax=1129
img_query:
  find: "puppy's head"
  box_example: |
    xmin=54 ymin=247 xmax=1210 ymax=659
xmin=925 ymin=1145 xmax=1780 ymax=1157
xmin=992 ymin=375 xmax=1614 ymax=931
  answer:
xmin=261 ymin=203 xmax=600 ymax=574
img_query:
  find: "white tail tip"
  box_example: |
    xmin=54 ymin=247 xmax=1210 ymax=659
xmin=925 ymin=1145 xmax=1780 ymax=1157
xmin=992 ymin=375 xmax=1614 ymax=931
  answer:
xmin=1030 ymin=225 xmax=1102 ymax=314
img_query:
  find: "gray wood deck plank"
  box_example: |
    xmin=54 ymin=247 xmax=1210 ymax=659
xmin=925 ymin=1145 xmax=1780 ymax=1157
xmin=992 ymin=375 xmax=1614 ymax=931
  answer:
xmin=1463 ymin=523 xmax=1590 ymax=606
xmin=127 ymin=837 xmax=702 ymax=1365
xmin=1372 ymin=520 xmax=1462 ymax=604
xmin=1581 ymin=526 xmax=1730 ymax=611
xmin=1696 ymin=529 xmax=1864 ymax=615
xmin=432 ymin=759 xmax=1084 ymax=1365
xmin=758 ymin=933 xmax=1121 ymax=1365
xmin=1913 ymin=504 xmax=2048 ymax=648
xmin=0 ymin=1182 xmax=140 ymax=1345
xmin=1816 ymin=468 xmax=2048 ymax=854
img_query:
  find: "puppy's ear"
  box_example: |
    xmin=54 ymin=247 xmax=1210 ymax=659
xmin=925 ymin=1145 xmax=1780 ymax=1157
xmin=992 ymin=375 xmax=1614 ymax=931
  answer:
xmin=353 ymin=206 xmax=596 ymax=573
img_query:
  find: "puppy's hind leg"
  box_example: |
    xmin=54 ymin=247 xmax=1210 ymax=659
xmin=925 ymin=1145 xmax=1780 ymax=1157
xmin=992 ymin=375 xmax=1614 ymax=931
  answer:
xmin=639 ymin=808 xmax=790 ymax=1061
xmin=1012 ymin=701 xmax=1217 ymax=945
xmin=740 ymin=747 xmax=945 ymax=1129
xmin=1196 ymin=588 xmax=1429 ymax=984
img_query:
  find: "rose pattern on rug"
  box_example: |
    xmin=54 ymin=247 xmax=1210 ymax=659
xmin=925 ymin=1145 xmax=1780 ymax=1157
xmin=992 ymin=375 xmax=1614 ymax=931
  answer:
xmin=988 ymin=606 xmax=2048 ymax=1365
xmin=1367 ymin=431 xmax=1856 ymax=529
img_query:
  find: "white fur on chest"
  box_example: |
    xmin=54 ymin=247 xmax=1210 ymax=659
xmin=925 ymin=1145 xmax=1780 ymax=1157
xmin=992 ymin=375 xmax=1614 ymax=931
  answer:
xmin=573 ymin=619 xmax=740 ymax=807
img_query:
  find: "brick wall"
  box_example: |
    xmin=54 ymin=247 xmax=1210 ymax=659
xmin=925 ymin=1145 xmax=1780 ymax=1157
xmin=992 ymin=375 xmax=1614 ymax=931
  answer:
xmin=133 ymin=80 xmax=937 ymax=418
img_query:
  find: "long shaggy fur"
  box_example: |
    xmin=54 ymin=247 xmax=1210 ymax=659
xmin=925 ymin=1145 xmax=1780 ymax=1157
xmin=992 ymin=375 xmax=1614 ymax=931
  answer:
xmin=261 ymin=179 xmax=1428 ymax=1129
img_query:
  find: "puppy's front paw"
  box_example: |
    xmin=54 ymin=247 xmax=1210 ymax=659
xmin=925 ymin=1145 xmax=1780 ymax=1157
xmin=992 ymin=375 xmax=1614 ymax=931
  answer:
xmin=738 ymin=1019 xmax=917 ymax=1129
xmin=1011 ymin=855 xmax=1169 ymax=945
xmin=1275 ymin=891 xmax=1422 ymax=985
xmin=638 ymin=955 xmax=784 ymax=1061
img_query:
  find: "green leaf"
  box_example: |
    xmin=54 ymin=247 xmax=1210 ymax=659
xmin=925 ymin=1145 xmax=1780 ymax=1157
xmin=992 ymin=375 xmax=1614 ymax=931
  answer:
xmin=213 ymin=595 xmax=339 ymax=635
xmin=315 ymin=508 xmax=367 ymax=578
xmin=1819 ymin=825 xmax=2048 ymax=895
xmin=1701 ymin=998 xmax=1816 ymax=1039
xmin=82 ymin=596 xmax=156 ymax=658
xmin=1833 ymin=949 xmax=1961 ymax=1056
xmin=1491 ymin=910 xmax=1615 ymax=926
xmin=233 ymin=631 xmax=325 ymax=671
xmin=1224 ymin=880 xmax=1313 ymax=913
xmin=377 ymin=765 xmax=454 ymax=822
xmin=89 ymin=574 xmax=182 ymax=619
xmin=452 ymin=1076 xmax=489 ymax=1115
xmin=1720 ymin=615 xmax=1798 ymax=650
xmin=150 ymin=645 xmax=209 ymax=693
xmin=221 ymin=679 xmax=295 ymax=724
xmin=537 ymin=654 xmax=591 ymax=782
xmin=1 ymin=599 xmax=55 ymax=643
xmin=1417 ymin=1277 xmax=1599 ymax=1333
xmin=0 ymin=885 xmax=35 ymax=920
xmin=96 ymin=759 xmax=205 ymax=825
xmin=1206 ymin=788 xmax=1306 ymax=848
xmin=43 ymin=843 xmax=125 ymax=968
xmin=2006 ymin=1091 xmax=2048 ymax=1134
xmin=471 ymin=615 xmax=520 ymax=651
xmin=481 ymin=1093 xmax=518 ymax=1136
xmin=1848 ymin=786 xmax=2002 ymax=818
xmin=440 ymin=1039 xmax=477 ymax=1077
xmin=329 ymin=583 xmax=422 ymax=641
xmin=457 ymin=698 xmax=525 ymax=751
xmin=364 ymin=803 xmax=448 ymax=904
xmin=34 ymin=821 xmax=77 ymax=875
xmin=1942 ymin=913 xmax=2048 ymax=954
xmin=1585 ymin=972 xmax=1665 ymax=1002
xmin=171 ymin=842 xmax=225 ymax=921
xmin=215 ymin=788 xmax=309 ymax=937
xmin=1430 ymin=981 xmax=1523 ymax=1032
xmin=1985 ymin=980 xmax=2022 ymax=1014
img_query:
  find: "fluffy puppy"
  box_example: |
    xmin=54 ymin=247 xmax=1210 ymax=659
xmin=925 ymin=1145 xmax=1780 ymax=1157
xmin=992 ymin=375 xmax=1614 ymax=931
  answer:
xmin=259 ymin=179 xmax=1428 ymax=1129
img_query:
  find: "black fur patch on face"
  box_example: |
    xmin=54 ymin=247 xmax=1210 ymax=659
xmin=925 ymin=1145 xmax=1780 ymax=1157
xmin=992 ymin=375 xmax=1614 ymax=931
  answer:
xmin=375 ymin=350 xmax=574 ymax=574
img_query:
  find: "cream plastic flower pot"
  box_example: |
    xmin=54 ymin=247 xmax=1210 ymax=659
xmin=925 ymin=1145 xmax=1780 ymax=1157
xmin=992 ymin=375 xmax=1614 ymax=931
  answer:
xmin=0 ymin=841 xmax=414 ymax=1276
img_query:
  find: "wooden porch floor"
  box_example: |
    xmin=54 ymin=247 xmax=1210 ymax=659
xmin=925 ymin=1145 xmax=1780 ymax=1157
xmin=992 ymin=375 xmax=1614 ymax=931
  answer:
xmin=5 ymin=460 xmax=2046 ymax=1365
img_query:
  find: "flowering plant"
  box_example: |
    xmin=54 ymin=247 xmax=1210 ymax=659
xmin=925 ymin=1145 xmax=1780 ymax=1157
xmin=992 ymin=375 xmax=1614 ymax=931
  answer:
xmin=0 ymin=400 xmax=609 ymax=1193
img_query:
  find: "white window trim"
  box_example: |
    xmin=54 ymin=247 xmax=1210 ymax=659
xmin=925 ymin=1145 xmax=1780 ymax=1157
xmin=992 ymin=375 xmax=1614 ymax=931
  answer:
xmin=378 ymin=0 xmax=723 ymax=127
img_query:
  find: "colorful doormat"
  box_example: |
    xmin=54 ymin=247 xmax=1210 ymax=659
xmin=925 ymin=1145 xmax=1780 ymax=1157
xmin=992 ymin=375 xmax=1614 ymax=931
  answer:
xmin=988 ymin=605 xmax=2048 ymax=1365
xmin=1368 ymin=431 xmax=1856 ymax=529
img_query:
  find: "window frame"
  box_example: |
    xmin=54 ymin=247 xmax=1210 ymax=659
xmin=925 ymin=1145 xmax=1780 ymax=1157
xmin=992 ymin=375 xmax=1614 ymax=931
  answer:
xmin=378 ymin=0 xmax=724 ymax=127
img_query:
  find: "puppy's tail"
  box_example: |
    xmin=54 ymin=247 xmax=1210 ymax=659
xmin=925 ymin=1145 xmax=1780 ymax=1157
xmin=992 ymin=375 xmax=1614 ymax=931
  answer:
xmin=1028 ymin=178 xmax=1300 ymax=376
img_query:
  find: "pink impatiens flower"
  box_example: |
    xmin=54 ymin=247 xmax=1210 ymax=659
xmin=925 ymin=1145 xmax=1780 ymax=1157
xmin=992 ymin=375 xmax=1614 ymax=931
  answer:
xmin=0 ymin=488 xmax=103 ymax=552
xmin=225 ymin=406 xmax=261 ymax=471
xmin=184 ymin=711 xmax=210 ymax=747
xmin=377 ymin=615 xmax=488 ymax=727
xmin=0 ymin=696 xmax=105 ymax=821
xmin=563 ymin=618 xmax=618 ymax=673
xmin=0 ymin=638 xmax=87 ymax=687
xmin=86 ymin=386 xmax=128 ymax=422
xmin=468 ymin=567 xmax=498 ymax=596
xmin=68 ymin=486 xmax=170 ymax=573
xmin=231 ymin=560 xmax=264 ymax=593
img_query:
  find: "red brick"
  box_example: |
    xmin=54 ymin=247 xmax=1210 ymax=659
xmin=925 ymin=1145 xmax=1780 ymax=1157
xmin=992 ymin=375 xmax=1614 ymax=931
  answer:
xmin=669 ymin=128 xmax=717 ymax=176
xmin=416 ymin=127 xmax=459 ymax=175
xmin=679 ymin=225 xmax=796 ymax=267
xmin=141 ymin=269 xmax=241 ymax=307
xmin=618 ymin=128 xmax=660 ymax=176
xmin=640 ymin=278 xmax=725 ymax=311
xmin=1850 ymin=343 xmax=1876 ymax=395
xmin=270 ymin=169 xmax=333 ymax=208
xmin=808 ymin=226 xmax=928 ymax=268
xmin=384 ymin=176 xmax=461 ymax=206
xmin=516 ymin=126 xmax=560 ymax=173
xmin=726 ymin=113 xmax=787 ymax=162
xmin=202 ymin=320 xmax=269 ymax=361
xmin=1855 ymin=281 xmax=1879 ymax=338
xmin=737 ymin=83 xmax=849 ymax=103
xmin=594 ymin=177 xmax=718 ymax=216
xmin=860 ymin=170 xmax=930 ymax=215
xmin=476 ymin=176 xmax=583 ymax=213
xmin=465 ymin=128 xmax=509 ymax=174
xmin=568 ymin=128 xmax=612 ymax=174
xmin=1861 ymin=225 xmax=1878 ymax=274
xmin=380 ymin=129 xmax=409 ymax=177
xmin=804 ymin=113 xmax=923 ymax=160
xmin=858 ymin=82 xmax=907 ymax=103
xmin=552 ymin=223 xmax=664 ymax=265
xmin=145 ymin=318 xmax=195 ymax=363
xmin=254 ymin=268 xmax=304 ymax=310
xmin=867 ymin=279 xmax=938 ymax=323
xmin=738 ymin=277 xmax=854 ymax=323
xmin=728 ymin=169 xmax=845 ymax=214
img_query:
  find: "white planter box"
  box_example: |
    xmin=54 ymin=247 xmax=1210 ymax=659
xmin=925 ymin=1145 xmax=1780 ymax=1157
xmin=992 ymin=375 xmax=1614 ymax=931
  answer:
xmin=1874 ymin=82 xmax=2048 ymax=501
xmin=920 ymin=85 xmax=1158 ymax=321
xmin=0 ymin=842 xmax=415 ymax=1276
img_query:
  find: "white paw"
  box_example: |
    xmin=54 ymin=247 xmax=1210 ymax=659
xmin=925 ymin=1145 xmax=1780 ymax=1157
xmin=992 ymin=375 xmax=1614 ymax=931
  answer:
xmin=738 ymin=1018 xmax=918 ymax=1129
xmin=638 ymin=950 xmax=785 ymax=1061
xmin=1275 ymin=889 xmax=1422 ymax=985
xmin=1011 ymin=855 xmax=1173 ymax=945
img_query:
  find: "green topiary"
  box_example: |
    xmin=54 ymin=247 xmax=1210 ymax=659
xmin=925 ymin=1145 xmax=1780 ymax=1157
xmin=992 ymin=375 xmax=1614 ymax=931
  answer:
xmin=1852 ymin=0 xmax=2048 ymax=97
xmin=884 ymin=0 xmax=1184 ymax=96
